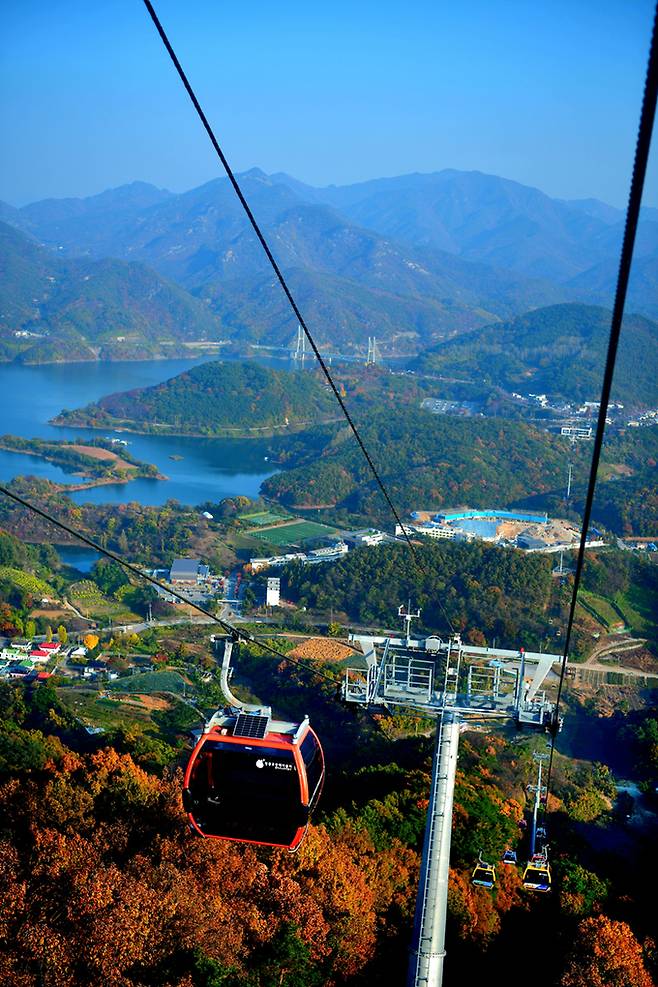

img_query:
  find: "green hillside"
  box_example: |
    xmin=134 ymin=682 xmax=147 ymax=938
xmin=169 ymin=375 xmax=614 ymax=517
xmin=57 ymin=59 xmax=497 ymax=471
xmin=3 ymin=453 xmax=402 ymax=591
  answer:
xmin=412 ymin=303 xmax=658 ymax=407
xmin=0 ymin=221 xmax=223 ymax=363
xmin=283 ymin=539 xmax=555 ymax=644
xmin=54 ymin=360 xmax=338 ymax=434
xmin=262 ymin=406 xmax=592 ymax=517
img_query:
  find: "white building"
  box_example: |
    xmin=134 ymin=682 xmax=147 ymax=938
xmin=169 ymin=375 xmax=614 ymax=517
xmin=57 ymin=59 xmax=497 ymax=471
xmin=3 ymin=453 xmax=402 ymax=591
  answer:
xmin=395 ymin=522 xmax=474 ymax=542
xmin=560 ymin=425 xmax=593 ymax=439
xmin=344 ymin=529 xmax=387 ymax=547
xmin=266 ymin=577 xmax=281 ymax=607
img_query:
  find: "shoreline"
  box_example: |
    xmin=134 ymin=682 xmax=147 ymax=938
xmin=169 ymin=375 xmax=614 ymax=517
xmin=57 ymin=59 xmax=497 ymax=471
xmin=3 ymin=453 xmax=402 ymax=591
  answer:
xmin=0 ymin=442 xmax=168 ymax=487
xmin=49 ymin=416 xmax=343 ymax=439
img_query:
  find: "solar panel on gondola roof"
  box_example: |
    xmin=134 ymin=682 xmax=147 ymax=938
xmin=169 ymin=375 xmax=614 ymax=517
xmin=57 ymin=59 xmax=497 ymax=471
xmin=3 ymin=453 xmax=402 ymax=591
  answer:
xmin=233 ymin=713 xmax=269 ymax=739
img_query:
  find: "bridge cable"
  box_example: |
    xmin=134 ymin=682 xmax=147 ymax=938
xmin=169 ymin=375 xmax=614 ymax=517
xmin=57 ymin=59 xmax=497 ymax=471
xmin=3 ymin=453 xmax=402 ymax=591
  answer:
xmin=0 ymin=482 xmax=343 ymax=688
xmin=140 ymin=0 xmax=455 ymax=634
xmin=543 ymin=2 xmax=658 ymax=809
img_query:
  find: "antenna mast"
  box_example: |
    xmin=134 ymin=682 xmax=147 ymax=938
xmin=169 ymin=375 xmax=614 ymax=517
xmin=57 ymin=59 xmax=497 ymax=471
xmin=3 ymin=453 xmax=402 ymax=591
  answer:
xmin=398 ymin=601 xmax=421 ymax=643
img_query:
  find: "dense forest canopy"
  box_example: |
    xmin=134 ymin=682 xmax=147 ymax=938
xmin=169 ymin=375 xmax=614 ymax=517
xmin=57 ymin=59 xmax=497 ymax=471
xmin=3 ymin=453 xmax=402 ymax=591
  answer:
xmin=54 ymin=361 xmax=338 ymax=435
xmin=412 ymin=304 xmax=658 ymax=407
xmin=0 ymin=643 xmax=656 ymax=986
xmin=283 ymin=540 xmax=557 ymax=646
xmin=263 ymin=407 xmax=587 ymax=520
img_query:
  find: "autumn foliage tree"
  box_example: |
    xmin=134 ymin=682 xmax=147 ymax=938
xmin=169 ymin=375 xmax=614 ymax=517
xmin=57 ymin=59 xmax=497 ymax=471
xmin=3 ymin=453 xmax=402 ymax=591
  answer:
xmin=560 ymin=916 xmax=654 ymax=987
xmin=0 ymin=718 xmax=419 ymax=986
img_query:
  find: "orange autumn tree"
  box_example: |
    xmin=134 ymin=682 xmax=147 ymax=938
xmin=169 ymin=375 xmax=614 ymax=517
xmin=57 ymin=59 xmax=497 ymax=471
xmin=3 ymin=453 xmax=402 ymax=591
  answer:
xmin=0 ymin=735 xmax=420 ymax=986
xmin=448 ymin=861 xmax=526 ymax=946
xmin=560 ymin=915 xmax=654 ymax=987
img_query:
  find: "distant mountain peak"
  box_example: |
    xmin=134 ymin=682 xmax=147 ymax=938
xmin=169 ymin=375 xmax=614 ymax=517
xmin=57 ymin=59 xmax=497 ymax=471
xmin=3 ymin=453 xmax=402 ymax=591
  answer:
xmin=238 ymin=167 xmax=271 ymax=183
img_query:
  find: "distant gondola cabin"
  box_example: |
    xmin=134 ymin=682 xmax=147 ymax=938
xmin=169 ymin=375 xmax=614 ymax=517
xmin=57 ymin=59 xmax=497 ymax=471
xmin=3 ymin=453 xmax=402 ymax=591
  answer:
xmin=183 ymin=710 xmax=324 ymax=851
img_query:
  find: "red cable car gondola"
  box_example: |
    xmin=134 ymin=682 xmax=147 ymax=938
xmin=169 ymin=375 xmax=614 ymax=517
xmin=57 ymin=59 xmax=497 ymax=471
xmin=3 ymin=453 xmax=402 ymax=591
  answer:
xmin=183 ymin=708 xmax=324 ymax=850
xmin=183 ymin=637 xmax=325 ymax=851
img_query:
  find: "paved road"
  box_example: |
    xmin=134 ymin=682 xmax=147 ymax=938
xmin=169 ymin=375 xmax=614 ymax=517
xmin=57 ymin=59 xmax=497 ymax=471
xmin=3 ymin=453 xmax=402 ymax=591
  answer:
xmin=573 ymin=636 xmax=656 ymax=681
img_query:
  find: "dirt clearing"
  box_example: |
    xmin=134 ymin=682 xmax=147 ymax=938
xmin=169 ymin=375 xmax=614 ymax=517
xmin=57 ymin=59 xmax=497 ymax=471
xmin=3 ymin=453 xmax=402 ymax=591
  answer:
xmin=289 ymin=637 xmax=354 ymax=663
xmin=68 ymin=445 xmax=136 ymax=471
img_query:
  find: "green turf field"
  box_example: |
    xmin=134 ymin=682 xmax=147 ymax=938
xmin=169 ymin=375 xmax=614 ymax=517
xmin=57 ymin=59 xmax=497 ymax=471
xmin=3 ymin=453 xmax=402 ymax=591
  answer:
xmin=239 ymin=511 xmax=291 ymax=526
xmin=252 ymin=521 xmax=339 ymax=546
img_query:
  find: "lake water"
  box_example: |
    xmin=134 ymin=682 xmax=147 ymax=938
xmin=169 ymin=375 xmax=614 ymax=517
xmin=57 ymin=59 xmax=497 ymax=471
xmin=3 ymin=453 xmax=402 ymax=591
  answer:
xmin=0 ymin=357 xmax=279 ymax=507
xmin=57 ymin=544 xmax=102 ymax=573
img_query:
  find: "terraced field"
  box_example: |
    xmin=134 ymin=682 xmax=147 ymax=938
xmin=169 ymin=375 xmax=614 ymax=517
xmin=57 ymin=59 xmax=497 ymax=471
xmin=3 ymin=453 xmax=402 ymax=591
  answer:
xmin=68 ymin=579 xmax=139 ymax=622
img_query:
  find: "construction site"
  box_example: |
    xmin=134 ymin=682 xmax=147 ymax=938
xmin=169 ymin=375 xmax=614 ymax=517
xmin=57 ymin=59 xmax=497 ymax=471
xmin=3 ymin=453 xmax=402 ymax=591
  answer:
xmin=402 ymin=508 xmax=589 ymax=553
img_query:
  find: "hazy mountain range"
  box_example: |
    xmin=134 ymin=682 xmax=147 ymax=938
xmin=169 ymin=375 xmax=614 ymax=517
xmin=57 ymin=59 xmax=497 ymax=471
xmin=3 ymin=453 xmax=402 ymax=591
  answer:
xmin=1 ymin=167 xmax=657 ymax=361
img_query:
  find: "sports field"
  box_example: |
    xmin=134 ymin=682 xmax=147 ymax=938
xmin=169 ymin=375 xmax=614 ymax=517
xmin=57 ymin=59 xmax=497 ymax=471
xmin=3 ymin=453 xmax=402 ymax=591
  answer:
xmin=252 ymin=520 xmax=339 ymax=546
xmin=239 ymin=510 xmax=290 ymax=526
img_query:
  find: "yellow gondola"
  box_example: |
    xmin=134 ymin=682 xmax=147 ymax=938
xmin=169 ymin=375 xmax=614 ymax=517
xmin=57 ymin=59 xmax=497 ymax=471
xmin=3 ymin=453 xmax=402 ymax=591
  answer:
xmin=471 ymin=852 xmax=496 ymax=888
xmin=522 ymin=853 xmax=551 ymax=892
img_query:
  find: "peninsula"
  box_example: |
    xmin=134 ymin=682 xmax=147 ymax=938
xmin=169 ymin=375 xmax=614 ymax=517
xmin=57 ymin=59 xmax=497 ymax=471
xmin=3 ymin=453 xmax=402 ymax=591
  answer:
xmin=0 ymin=435 xmax=166 ymax=489
xmin=51 ymin=360 xmax=338 ymax=437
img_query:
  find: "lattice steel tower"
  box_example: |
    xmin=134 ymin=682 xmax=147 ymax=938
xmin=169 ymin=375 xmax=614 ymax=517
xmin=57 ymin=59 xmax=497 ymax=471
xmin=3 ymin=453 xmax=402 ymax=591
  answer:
xmin=342 ymin=609 xmax=562 ymax=987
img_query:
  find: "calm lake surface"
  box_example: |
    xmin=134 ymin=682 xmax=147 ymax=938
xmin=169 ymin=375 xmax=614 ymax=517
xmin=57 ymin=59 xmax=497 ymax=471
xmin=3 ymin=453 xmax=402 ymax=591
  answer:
xmin=0 ymin=357 xmax=280 ymax=507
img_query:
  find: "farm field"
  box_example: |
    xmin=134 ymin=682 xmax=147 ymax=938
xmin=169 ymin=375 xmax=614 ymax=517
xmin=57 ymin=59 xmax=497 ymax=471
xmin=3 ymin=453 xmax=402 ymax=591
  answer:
xmin=57 ymin=688 xmax=158 ymax=732
xmin=251 ymin=520 xmax=340 ymax=546
xmin=68 ymin=579 xmax=140 ymax=622
xmin=67 ymin=444 xmax=136 ymax=472
xmin=109 ymin=669 xmax=189 ymax=695
xmin=289 ymin=637 xmax=354 ymax=663
xmin=0 ymin=566 xmax=56 ymax=599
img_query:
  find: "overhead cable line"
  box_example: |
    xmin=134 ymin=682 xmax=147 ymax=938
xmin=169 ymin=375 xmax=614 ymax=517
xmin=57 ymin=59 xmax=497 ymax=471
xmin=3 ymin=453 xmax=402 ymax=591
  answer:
xmin=140 ymin=0 xmax=455 ymax=634
xmin=544 ymin=2 xmax=658 ymax=803
xmin=0 ymin=482 xmax=341 ymax=688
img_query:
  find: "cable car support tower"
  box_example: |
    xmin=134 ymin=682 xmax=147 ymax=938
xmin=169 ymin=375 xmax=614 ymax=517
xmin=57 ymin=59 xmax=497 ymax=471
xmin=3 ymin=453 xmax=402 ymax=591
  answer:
xmin=342 ymin=607 xmax=563 ymax=987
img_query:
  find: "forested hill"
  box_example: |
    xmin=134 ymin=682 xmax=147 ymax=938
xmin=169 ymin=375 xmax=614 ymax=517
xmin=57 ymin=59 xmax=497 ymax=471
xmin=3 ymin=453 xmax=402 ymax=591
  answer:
xmin=286 ymin=539 xmax=555 ymax=645
xmin=412 ymin=303 xmax=658 ymax=407
xmin=262 ymin=406 xmax=592 ymax=517
xmin=54 ymin=360 xmax=338 ymax=435
xmin=0 ymin=221 xmax=222 ymax=363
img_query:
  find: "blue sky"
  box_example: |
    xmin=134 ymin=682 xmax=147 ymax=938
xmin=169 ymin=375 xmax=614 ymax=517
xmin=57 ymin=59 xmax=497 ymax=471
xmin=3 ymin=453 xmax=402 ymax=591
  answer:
xmin=1 ymin=0 xmax=656 ymax=207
